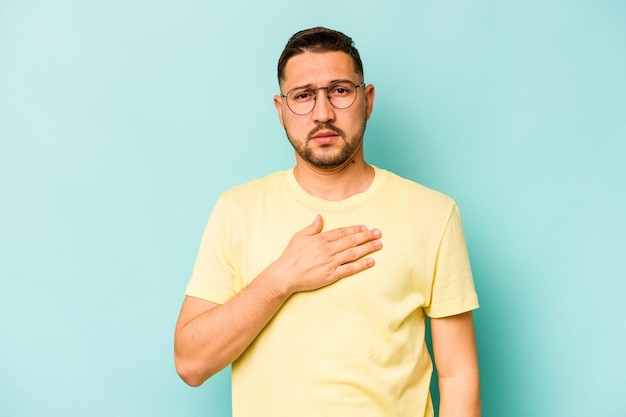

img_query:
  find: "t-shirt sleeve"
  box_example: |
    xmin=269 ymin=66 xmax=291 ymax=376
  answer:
xmin=185 ymin=196 xmax=243 ymax=304
xmin=424 ymin=204 xmax=479 ymax=318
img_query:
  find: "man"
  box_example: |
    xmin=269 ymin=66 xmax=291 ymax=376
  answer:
xmin=175 ymin=27 xmax=481 ymax=417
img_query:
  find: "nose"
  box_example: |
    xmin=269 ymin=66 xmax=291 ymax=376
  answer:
xmin=311 ymin=88 xmax=335 ymax=123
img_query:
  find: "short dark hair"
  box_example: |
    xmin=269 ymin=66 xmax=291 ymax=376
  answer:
xmin=277 ymin=27 xmax=364 ymax=83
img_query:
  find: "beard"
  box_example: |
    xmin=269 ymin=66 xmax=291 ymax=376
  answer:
xmin=285 ymin=121 xmax=367 ymax=169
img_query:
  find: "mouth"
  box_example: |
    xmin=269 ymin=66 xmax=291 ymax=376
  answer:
xmin=313 ymin=130 xmax=339 ymax=138
xmin=310 ymin=132 xmax=339 ymax=145
xmin=309 ymin=127 xmax=343 ymax=144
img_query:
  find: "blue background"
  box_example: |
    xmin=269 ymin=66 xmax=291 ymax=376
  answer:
xmin=1 ymin=1 xmax=625 ymax=416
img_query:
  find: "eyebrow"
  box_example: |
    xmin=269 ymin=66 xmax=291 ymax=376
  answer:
xmin=289 ymin=79 xmax=355 ymax=91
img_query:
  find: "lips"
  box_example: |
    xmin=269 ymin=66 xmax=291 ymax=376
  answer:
xmin=308 ymin=125 xmax=343 ymax=143
xmin=308 ymin=131 xmax=339 ymax=146
xmin=312 ymin=130 xmax=339 ymax=139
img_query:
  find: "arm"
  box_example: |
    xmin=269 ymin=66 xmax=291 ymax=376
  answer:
xmin=174 ymin=215 xmax=382 ymax=387
xmin=430 ymin=311 xmax=481 ymax=417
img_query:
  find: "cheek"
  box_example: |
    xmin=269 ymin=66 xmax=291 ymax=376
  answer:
xmin=283 ymin=116 xmax=308 ymax=135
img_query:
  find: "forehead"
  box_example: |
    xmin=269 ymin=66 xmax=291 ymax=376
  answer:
xmin=281 ymin=51 xmax=359 ymax=90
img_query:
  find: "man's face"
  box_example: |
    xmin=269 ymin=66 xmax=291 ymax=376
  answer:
xmin=274 ymin=51 xmax=375 ymax=170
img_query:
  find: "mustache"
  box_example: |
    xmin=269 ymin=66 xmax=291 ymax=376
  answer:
xmin=307 ymin=123 xmax=346 ymax=140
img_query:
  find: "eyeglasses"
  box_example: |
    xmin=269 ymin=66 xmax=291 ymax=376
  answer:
xmin=280 ymin=80 xmax=365 ymax=116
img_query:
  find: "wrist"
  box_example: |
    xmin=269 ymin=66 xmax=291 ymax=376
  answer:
xmin=255 ymin=263 xmax=295 ymax=302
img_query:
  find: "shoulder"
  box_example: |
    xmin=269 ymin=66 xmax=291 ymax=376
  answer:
xmin=220 ymin=170 xmax=289 ymax=202
xmin=376 ymin=167 xmax=457 ymax=210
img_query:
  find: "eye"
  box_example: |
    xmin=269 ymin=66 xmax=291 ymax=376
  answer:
xmin=291 ymin=89 xmax=314 ymax=102
xmin=329 ymin=83 xmax=353 ymax=96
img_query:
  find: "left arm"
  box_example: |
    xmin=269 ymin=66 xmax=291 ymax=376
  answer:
xmin=430 ymin=311 xmax=481 ymax=417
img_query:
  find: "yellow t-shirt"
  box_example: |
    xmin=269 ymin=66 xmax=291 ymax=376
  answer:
xmin=186 ymin=167 xmax=478 ymax=417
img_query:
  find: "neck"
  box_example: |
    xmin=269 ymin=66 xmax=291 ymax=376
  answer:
xmin=293 ymin=154 xmax=374 ymax=201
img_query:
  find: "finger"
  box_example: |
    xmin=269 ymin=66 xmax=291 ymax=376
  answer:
xmin=331 ymin=228 xmax=382 ymax=252
xmin=297 ymin=215 xmax=324 ymax=236
xmin=334 ymin=256 xmax=376 ymax=279
xmin=335 ymin=238 xmax=383 ymax=265
xmin=322 ymin=224 xmax=369 ymax=242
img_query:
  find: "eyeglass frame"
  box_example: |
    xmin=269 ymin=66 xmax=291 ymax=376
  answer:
xmin=279 ymin=80 xmax=366 ymax=116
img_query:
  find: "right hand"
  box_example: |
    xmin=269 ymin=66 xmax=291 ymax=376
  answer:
xmin=174 ymin=215 xmax=382 ymax=386
xmin=264 ymin=215 xmax=383 ymax=295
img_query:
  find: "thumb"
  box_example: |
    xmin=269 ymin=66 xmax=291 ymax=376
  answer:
xmin=302 ymin=214 xmax=323 ymax=235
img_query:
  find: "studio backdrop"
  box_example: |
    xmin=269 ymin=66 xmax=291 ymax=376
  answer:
xmin=1 ymin=1 xmax=624 ymax=416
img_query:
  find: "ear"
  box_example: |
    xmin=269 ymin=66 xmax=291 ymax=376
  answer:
xmin=364 ymin=84 xmax=375 ymax=121
xmin=274 ymin=95 xmax=285 ymax=129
